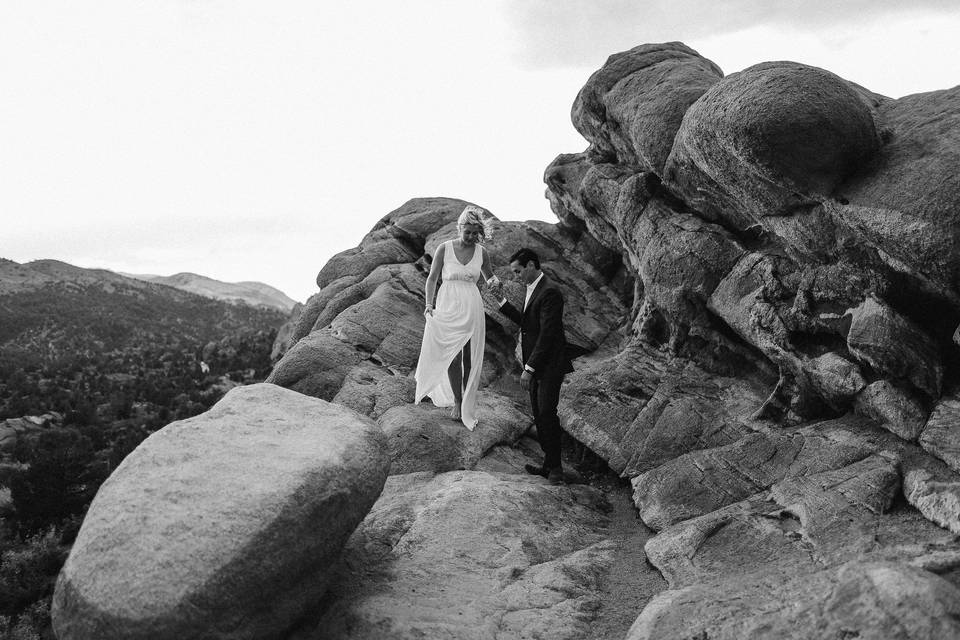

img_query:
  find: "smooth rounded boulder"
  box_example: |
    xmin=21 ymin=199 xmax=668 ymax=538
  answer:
xmin=665 ymin=61 xmax=882 ymax=230
xmin=52 ymin=383 xmax=390 ymax=640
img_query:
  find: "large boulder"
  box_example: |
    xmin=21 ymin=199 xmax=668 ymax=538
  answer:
xmin=664 ymin=61 xmax=884 ymax=230
xmin=51 ymin=384 xmax=390 ymax=640
xmin=572 ymin=41 xmax=723 ymax=172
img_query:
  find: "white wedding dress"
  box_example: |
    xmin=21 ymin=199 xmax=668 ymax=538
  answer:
xmin=414 ymin=240 xmax=486 ymax=430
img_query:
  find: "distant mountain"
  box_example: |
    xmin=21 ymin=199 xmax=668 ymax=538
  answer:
xmin=0 ymin=258 xmax=287 ymax=366
xmin=120 ymin=271 xmax=298 ymax=312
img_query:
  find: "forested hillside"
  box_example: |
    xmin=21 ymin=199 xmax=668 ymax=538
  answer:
xmin=0 ymin=265 xmax=288 ymax=637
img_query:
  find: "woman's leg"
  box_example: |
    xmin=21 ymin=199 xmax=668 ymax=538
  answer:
xmin=447 ymin=341 xmax=471 ymax=419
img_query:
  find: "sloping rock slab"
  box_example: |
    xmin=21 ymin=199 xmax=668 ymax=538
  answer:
xmin=52 ymin=384 xmax=390 ymax=640
xmin=920 ymin=388 xmax=960 ymax=473
xmin=631 ymin=415 xmax=898 ymax=530
xmin=378 ymin=393 xmax=530 ymax=474
xmin=626 ymin=561 xmax=960 ymax=640
xmin=902 ymin=448 xmax=960 ymax=534
xmin=559 ymin=341 xmax=764 ymax=477
xmin=293 ymin=471 xmax=615 ymax=640
xmin=643 ymin=453 xmax=956 ymax=589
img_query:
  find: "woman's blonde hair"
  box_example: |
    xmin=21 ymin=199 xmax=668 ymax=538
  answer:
xmin=457 ymin=205 xmax=494 ymax=241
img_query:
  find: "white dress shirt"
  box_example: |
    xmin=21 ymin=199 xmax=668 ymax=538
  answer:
xmin=523 ymin=272 xmax=544 ymax=311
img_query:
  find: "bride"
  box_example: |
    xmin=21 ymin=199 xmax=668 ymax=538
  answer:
xmin=414 ymin=205 xmax=498 ymax=429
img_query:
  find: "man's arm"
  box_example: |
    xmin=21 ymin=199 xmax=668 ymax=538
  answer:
xmin=499 ymin=299 xmax=522 ymax=325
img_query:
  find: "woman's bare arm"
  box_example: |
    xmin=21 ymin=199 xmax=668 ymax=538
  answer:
xmin=424 ymin=243 xmax=444 ymax=314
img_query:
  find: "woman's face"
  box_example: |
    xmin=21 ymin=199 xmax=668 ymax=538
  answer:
xmin=459 ymin=223 xmax=483 ymax=245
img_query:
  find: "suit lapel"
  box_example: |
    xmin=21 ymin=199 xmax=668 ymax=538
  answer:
xmin=523 ymin=276 xmax=546 ymax=318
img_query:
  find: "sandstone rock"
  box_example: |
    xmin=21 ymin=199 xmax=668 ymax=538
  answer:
xmin=52 ymin=384 xmax=390 ymax=640
xmin=631 ymin=416 xmax=897 ymax=530
xmin=544 ymin=157 xmax=637 ymax=252
xmin=902 ymin=449 xmax=960 ymax=534
xmin=378 ymin=393 xmax=530 ymax=474
xmin=837 ymin=86 xmax=960 ymax=293
xmin=331 ymin=361 xmax=415 ymax=419
xmin=315 ymin=198 xmax=477 ymax=290
xmin=293 ymin=471 xmax=615 ymax=640
xmin=559 ymin=341 xmax=764 ymax=477
xmin=920 ymin=388 xmax=960 ymax=473
xmin=846 ymin=296 xmax=942 ymax=398
xmin=805 ymin=351 xmax=867 ymax=404
xmin=645 ymin=452 xmax=905 ymax=588
xmin=664 ymin=61 xmax=883 ymax=230
xmin=626 ymin=561 xmax=960 ymax=640
xmin=628 ymin=200 xmax=745 ymax=342
xmin=266 ymin=329 xmax=361 ymax=400
xmin=329 ymin=278 xmax=424 ymax=368
xmin=572 ymin=42 xmax=722 ymax=172
xmin=854 ymin=380 xmax=929 ymax=441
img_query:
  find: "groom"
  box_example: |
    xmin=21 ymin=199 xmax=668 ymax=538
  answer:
xmin=497 ymin=248 xmax=573 ymax=485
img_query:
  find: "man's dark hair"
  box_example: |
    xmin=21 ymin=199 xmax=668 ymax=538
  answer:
xmin=508 ymin=248 xmax=541 ymax=270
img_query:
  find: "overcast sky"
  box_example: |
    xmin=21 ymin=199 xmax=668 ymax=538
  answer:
xmin=2 ymin=1 xmax=959 ymax=302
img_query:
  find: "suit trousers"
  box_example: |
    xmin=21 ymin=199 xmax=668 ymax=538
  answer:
xmin=529 ymin=372 xmax=564 ymax=469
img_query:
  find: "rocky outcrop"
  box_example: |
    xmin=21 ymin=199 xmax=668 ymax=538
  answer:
xmin=51 ymin=384 xmax=390 ymax=640
xmin=268 ymin=196 xmax=631 ymax=472
xmin=59 ymin=39 xmax=960 ymax=640
xmin=543 ymin=40 xmax=960 ymax=639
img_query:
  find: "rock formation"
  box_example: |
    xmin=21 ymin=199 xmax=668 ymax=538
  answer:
xmin=52 ymin=41 xmax=960 ymax=639
xmin=51 ymin=384 xmax=390 ymax=640
xmin=544 ymin=40 xmax=960 ymax=639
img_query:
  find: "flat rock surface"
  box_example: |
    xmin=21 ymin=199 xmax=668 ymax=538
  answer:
xmin=626 ymin=561 xmax=960 ymax=640
xmin=379 ymin=393 xmax=530 ymax=474
xmin=292 ymin=470 xmax=617 ymax=640
xmin=631 ymin=415 xmax=897 ymax=530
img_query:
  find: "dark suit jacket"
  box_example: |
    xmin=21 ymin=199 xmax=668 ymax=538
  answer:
xmin=500 ymin=276 xmax=574 ymax=378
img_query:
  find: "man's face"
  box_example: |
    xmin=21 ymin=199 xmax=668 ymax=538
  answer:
xmin=509 ymin=259 xmax=539 ymax=285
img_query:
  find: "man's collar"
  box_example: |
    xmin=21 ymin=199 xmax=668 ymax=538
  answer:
xmin=527 ymin=272 xmax=545 ymax=290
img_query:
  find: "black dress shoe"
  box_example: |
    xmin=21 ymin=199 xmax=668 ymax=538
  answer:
xmin=547 ymin=467 xmax=564 ymax=485
xmin=524 ymin=463 xmax=548 ymax=478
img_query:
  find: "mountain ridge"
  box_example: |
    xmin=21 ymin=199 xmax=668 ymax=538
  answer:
xmin=121 ymin=271 xmax=298 ymax=312
xmin=0 ymin=258 xmax=297 ymax=312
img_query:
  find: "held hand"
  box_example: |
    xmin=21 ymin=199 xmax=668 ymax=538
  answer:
xmin=424 ymin=304 xmax=434 ymax=317
xmin=520 ymin=369 xmax=532 ymax=390
xmin=486 ymin=275 xmax=502 ymax=297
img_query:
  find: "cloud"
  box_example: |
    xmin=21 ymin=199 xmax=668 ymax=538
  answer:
xmin=503 ymin=0 xmax=960 ymax=68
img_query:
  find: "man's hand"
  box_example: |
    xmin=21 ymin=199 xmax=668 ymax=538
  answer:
xmin=486 ymin=276 xmax=503 ymax=298
xmin=520 ymin=369 xmax=532 ymax=390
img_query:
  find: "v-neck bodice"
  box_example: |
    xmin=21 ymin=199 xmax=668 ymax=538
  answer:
xmin=442 ymin=240 xmax=482 ymax=282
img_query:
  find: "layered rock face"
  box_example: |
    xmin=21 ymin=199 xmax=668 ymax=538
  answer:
xmin=546 ymin=41 xmax=960 ymax=639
